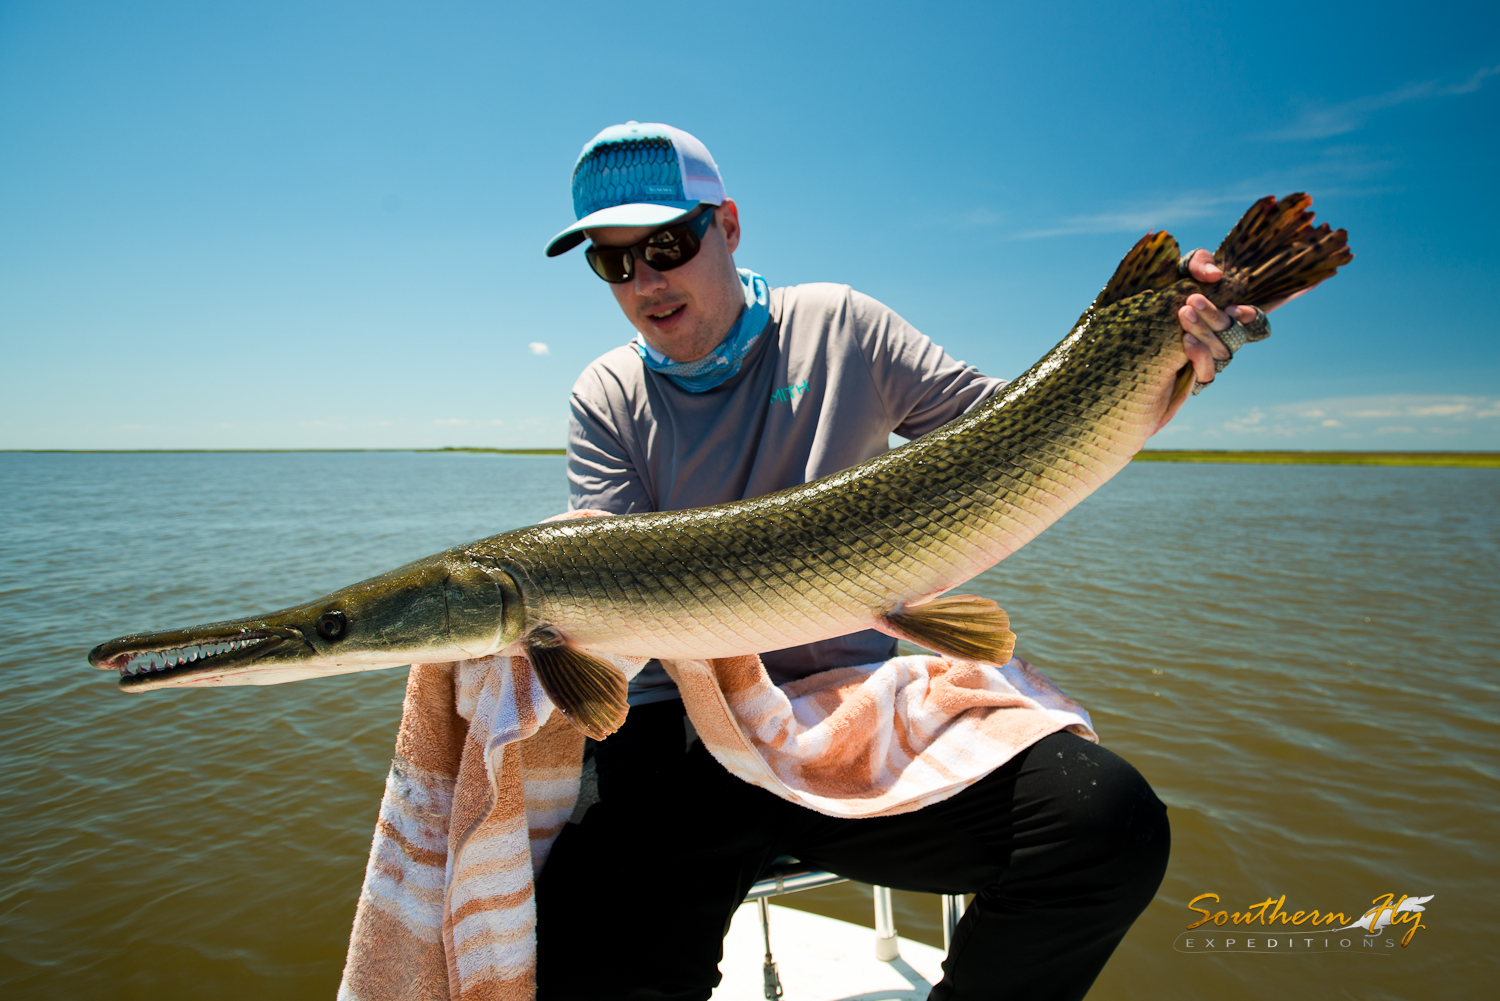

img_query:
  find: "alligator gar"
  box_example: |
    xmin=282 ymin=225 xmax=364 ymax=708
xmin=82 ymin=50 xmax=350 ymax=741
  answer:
xmin=90 ymin=194 xmax=1351 ymax=739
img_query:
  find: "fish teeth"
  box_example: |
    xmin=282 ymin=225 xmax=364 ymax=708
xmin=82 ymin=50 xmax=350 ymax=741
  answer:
xmin=119 ymin=636 xmax=265 ymax=677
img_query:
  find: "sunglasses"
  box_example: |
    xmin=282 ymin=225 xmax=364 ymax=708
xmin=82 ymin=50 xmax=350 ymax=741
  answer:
xmin=584 ymin=207 xmax=715 ymax=284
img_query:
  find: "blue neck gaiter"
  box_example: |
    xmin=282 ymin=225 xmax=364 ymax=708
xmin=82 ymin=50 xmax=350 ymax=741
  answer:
xmin=633 ymin=269 xmax=770 ymax=393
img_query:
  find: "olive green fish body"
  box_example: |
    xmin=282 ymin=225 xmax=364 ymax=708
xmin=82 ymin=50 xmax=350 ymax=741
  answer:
xmin=483 ymin=285 xmax=1194 ymax=659
xmin=89 ymin=194 xmax=1351 ymax=740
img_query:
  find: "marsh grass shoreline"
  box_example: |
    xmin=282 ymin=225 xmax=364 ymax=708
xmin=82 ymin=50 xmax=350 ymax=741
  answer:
xmin=5 ymin=448 xmax=1497 ymax=467
xmin=1131 ymin=450 xmax=1499 ymax=467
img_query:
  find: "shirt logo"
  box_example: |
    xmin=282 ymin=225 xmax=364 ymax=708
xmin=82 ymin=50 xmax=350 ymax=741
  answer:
xmin=770 ymin=379 xmax=810 ymax=405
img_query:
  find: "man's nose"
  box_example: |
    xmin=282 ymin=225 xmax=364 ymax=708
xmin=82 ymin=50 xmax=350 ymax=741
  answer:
xmin=633 ymin=260 xmax=668 ymax=295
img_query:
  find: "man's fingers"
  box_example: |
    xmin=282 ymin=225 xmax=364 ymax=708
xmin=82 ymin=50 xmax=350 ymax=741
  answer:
xmin=1162 ymin=256 xmax=1230 ymax=424
xmin=1186 ymin=248 xmax=1222 ymax=284
xmin=1179 ymin=291 xmax=1235 ymax=384
xmin=1179 ymin=298 xmax=1231 ymax=351
xmin=1181 ymin=332 xmax=1219 ymax=383
xmin=1183 ymin=293 xmax=1227 ymax=333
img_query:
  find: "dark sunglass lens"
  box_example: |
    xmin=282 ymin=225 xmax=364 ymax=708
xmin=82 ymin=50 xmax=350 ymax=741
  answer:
xmin=586 ymin=247 xmax=632 ymax=283
xmin=642 ymin=225 xmax=698 ymax=272
xmin=643 ymin=238 xmax=684 ymax=268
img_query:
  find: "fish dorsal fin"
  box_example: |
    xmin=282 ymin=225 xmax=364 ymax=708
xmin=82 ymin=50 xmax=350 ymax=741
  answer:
xmin=880 ymin=594 xmax=1015 ymax=666
xmin=526 ymin=629 xmax=628 ymax=740
xmin=1094 ymin=230 xmax=1183 ymax=309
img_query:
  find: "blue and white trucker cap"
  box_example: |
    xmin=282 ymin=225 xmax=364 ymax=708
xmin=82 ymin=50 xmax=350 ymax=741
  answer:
xmin=544 ymin=121 xmax=726 ymax=257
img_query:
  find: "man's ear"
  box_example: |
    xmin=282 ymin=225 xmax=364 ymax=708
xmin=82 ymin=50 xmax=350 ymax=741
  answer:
xmin=717 ymin=198 xmax=741 ymax=254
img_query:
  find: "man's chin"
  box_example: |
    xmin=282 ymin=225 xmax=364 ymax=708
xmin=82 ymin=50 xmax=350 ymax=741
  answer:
xmin=640 ymin=331 xmax=716 ymax=365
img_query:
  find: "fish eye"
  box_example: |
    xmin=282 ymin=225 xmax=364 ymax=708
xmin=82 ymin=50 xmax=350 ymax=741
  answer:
xmin=315 ymin=610 xmax=347 ymax=640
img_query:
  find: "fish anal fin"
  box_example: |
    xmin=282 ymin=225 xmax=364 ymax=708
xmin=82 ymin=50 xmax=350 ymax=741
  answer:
xmin=879 ymin=594 xmax=1015 ymax=666
xmin=526 ymin=629 xmax=628 ymax=740
xmin=1094 ymin=230 xmax=1183 ymax=309
xmin=1170 ymin=362 xmax=1196 ymax=406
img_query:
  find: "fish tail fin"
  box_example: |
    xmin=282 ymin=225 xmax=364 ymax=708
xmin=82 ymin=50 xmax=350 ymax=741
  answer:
xmin=1216 ymin=193 xmax=1353 ymax=305
xmin=1095 ymin=230 xmax=1183 ymax=308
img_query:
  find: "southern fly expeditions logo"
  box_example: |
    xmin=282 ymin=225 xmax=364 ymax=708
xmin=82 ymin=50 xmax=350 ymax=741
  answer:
xmin=1173 ymin=892 xmax=1435 ymax=954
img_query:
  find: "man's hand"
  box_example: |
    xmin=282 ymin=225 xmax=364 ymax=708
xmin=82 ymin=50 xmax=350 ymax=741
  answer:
xmin=1154 ymin=248 xmax=1316 ymax=433
xmin=1175 ymin=248 xmax=1313 ymax=386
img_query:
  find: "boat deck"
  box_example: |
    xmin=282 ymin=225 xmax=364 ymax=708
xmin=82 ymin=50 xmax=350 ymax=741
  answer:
xmin=713 ymin=902 xmax=946 ymax=1001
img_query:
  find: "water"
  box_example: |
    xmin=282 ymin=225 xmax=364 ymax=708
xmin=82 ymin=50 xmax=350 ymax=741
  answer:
xmin=1 ymin=453 xmax=1495 ymax=999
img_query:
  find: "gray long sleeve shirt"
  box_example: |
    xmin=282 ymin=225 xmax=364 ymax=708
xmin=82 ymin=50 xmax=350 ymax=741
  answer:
xmin=567 ymin=282 xmax=1005 ymax=705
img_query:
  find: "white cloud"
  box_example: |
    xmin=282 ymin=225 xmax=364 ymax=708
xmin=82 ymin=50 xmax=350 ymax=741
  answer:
xmin=528 ymin=342 xmax=550 ymax=355
xmin=1177 ymin=394 xmax=1500 ymax=448
xmin=1007 ymin=150 xmax=1389 ymax=240
xmin=1205 ymin=394 xmax=1500 ymax=444
xmin=1014 ymin=191 xmax=1253 ymax=239
xmin=1284 ymin=395 xmax=1499 ymax=424
xmin=434 ymin=418 xmax=468 ymax=426
xmin=1222 ymin=407 xmax=1268 ymax=434
xmin=1263 ymin=64 xmax=1500 ymax=141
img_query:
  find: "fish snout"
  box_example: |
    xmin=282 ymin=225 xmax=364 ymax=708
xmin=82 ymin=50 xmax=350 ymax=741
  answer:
xmin=89 ymin=552 xmax=526 ymax=693
xmin=90 ymin=619 xmax=312 ymax=691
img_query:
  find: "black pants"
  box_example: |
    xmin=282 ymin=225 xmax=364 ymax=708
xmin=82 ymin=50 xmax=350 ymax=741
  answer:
xmin=535 ymin=699 xmax=1169 ymax=1001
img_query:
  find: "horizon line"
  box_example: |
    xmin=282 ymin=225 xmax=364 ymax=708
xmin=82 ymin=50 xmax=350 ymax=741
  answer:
xmin=3 ymin=447 xmax=1497 ymax=466
xmin=0 ymin=446 xmax=569 ymax=455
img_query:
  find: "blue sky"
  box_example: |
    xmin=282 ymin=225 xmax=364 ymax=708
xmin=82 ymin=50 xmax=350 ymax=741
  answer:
xmin=2 ymin=0 xmax=1496 ymax=450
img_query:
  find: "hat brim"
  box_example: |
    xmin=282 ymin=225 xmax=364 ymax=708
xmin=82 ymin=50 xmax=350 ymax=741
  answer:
xmin=544 ymin=201 xmax=704 ymax=257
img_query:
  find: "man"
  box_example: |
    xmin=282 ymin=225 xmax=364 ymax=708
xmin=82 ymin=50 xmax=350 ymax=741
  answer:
xmin=534 ymin=122 xmax=1260 ymax=1000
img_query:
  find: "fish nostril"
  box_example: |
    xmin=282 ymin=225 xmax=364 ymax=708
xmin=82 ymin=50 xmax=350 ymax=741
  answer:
xmin=315 ymin=610 xmax=347 ymax=641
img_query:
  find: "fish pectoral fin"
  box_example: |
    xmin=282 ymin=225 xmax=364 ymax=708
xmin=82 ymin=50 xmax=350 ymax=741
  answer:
xmin=526 ymin=633 xmax=628 ymax=740
xmin=879 ymin=595 xmax=1015 ymax=666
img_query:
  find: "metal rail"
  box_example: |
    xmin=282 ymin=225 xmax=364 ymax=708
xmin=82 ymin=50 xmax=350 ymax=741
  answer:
xmin=941 ymin=893 xmax=967 ymax=953
xmin=873 ymin=885 xmax=899 ymax=961
xmin=747 ymin=857 xmax=970 ymax=998
xmin=745 ymin=860 xmax=849 ymax=901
